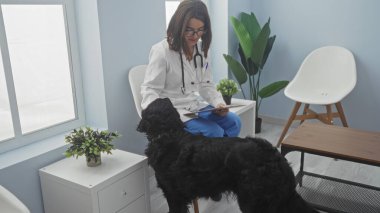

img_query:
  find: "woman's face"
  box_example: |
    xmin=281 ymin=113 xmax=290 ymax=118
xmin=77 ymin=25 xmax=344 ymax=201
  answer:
xmin=184 ymin=18 xmax=205 ymax=49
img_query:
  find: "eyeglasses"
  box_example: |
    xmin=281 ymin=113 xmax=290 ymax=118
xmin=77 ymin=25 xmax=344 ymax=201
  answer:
xmin=184 ymin=28 xmax=206 ymax=37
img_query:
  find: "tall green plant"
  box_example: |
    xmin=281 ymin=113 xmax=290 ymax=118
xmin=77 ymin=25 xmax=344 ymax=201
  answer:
xmin=223 ymin=12 xmax=288 ymax=118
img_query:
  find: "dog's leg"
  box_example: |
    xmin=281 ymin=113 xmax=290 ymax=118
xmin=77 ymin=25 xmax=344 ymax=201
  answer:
xmin=155 ymin=176 xmax=190 ymax=213
xmin=165 ymin=195 xmax=189 ymax=213
xmin=159 ymin=186 xmax=189 ymax=213
xmin=236 ymin=191 xmax=260 ymax=213
xmin=236 ymin=199 xmax=253 ymax=213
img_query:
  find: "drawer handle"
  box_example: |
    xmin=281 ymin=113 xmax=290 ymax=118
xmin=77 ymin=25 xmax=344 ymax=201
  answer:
xmin=122 ymin=191 xmax=127 ymax=197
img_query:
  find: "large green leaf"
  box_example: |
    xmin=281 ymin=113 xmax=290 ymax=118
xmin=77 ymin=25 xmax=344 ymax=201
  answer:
xmin=238 ymin=46 xmax=257 ymax=76
xmin=223 ymin=54 xmax=248 ymax=85
xmin=261 ymin=35 xmax=276 ymax=69
xmin=247 ymin=58 xmax=259 ymax=76
xmin=252 ymin=20 xmax=270 ymax=67
xmin=258 ymin=81 xmax=289 ymax=98
xmin=238 ymin=45 xmax=248 ymax=71
xmin=240 ymin=12 xmax=261 ymax=42
xmin=231 ymin=16 xmax=252 ymax=59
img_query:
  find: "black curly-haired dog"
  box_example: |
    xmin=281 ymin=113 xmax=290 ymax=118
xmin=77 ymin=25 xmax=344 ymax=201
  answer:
xmin=137 ymin=98 xmax=317 ymax=213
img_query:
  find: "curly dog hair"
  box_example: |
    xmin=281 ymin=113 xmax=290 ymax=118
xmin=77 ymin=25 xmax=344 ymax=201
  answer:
xmin=137 ymin=98 xmax=317 ymax=213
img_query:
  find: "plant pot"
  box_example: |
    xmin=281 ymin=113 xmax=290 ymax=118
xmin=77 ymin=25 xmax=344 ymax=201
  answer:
xmin=222 ymin=95 xmax=232 ymax=105
xmin=86 ymin=154 xmax=101 ymax=167
xmin=255 ymin=117 xmax=262 ymax=133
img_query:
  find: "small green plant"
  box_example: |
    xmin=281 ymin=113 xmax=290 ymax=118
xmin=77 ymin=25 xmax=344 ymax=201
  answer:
xmin=216 ymin=78 xmax=239 ymax=97
xmin=64 ymin=127 xmax=120 ymax=160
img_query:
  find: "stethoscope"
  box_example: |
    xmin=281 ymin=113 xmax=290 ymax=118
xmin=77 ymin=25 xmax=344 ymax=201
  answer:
xmin=179 ymin=44 xmax=209 ymax=94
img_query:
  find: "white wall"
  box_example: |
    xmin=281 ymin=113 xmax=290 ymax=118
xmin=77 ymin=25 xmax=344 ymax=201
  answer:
xmin=208 ymin=0 xmax=228 ymax=83
xmin=208 ymin=0 xmax=252 ymax=84
xmin=76 ymin=0 xmax=108 ymax=129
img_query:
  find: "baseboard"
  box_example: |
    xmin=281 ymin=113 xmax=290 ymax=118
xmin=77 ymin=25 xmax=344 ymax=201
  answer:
xmin=260 ymin=115 xmax=286 ymax=125
xmin=261 ymin=115 xmax=333 ymax=128
xmin=260 ymin=115 xmax=299 ymax=128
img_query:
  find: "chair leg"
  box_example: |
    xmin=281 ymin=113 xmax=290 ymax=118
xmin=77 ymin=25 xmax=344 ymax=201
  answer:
xmin=335 ymin=102 xmax=348 ymax=127
xmin=325 ymin=104 xmax=333 ymax=125
xmin=276 ymin=102 xmax=302 ymax=147
xmin=300 ymin=104 xmax=310 ymax=124
xmin=192 ymin=198 xmax=199 ymax=213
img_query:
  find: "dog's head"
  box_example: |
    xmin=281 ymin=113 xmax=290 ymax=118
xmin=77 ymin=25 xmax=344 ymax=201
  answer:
xmin=137 ymin=98 xmax=184 ymax=136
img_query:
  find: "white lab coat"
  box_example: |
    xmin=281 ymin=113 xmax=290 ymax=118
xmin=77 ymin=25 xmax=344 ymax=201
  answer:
xmin=141 ymin=39 xmax=224 ymax=122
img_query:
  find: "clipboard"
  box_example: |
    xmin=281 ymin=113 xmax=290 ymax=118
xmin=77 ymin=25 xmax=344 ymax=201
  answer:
xmin=183 ymin=104 xmax=244 ymax=117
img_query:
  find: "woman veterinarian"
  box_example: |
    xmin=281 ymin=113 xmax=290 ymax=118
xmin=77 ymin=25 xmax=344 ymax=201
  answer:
xmin=141 ymin=0 xmax=241 ymax=137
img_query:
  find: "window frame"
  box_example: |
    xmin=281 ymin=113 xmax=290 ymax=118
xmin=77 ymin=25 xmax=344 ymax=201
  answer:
xmin=165 ymin=0 xmax=181 ymax=28
xmin=0 ymin=0 xmax=84 ymax=153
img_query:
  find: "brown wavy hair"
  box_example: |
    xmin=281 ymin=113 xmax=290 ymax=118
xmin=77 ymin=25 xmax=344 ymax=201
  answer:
xmin=166 ymin=0 xmax=212 ymax=60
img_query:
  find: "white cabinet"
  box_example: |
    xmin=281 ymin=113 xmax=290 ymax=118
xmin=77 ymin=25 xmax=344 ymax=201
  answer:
xmin=230 ymin=98 xmax=255 ymax=137
xmin=39 ymin=149 xmax=151 ymax=213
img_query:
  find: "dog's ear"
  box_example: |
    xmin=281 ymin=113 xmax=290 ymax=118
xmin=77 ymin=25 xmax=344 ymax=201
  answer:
xmin=137 ymin=98 xmax=184 ymax=135
xmin=137 ymin=117 xmax=150 ymax=133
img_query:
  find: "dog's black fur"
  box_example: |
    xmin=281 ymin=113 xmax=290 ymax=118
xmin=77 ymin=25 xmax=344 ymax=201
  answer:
xmin=137 ymin=98 xmax=317 ymax=213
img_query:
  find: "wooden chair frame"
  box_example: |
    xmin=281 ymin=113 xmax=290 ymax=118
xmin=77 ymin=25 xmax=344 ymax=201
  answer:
xmin=276 ymin=101 xmax=348 ymax=147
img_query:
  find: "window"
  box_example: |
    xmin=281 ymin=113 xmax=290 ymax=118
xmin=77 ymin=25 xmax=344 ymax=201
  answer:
xmin=165 ymin=0 xmax=209 ymax=28
xmin=165 ymin=0 xmax=180 ymax=28
xmin=0 ymin=0 xmax=84 ymax=153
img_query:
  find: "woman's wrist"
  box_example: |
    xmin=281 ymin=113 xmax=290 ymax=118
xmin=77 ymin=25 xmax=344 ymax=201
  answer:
xmin=216 ymin=103 xmax=226 ymax=108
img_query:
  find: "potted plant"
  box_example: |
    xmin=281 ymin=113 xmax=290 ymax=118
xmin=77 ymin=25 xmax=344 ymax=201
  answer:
xmin=64 ymin=127 xmax=120 ymax=167
xmin=223 ymin=12 xmax=289 ymax=133
xmin=216 ymin=78 xmax=239 ymax=105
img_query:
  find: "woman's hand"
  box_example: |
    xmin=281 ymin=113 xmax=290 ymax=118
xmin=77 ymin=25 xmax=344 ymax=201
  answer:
xmin=212 ymin=103 xmax=229 ymax=116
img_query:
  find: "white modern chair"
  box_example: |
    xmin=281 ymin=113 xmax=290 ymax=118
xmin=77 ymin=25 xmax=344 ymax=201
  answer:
xmin=277 ymin=46 xmax=357 ymax=147
xmin=0 ymin=185 xmax=30 ymax=213
xmin=128 ymin=65 xmax=200 ymax=213
xmin=129 ymin=65 xmax=147 ymax=118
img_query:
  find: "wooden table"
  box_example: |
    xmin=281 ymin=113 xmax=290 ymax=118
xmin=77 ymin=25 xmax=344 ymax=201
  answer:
xmin=281 ymin=123 xmax=380 ymax=213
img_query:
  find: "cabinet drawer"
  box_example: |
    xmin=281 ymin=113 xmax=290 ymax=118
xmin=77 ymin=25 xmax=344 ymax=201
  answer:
xmin=98 ymin=168 xmax=145 ymax=213
xmin=117 ymin=195 xmax=146 ymax=213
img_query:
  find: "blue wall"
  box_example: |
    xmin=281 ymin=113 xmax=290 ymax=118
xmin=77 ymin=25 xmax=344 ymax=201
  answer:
xmin=96 ymin=0 xmax=165 ymax=154
xmin=246 ymin=0 xmax=380 ymax=131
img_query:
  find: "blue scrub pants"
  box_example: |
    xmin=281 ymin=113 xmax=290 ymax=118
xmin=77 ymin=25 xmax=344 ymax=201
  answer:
xmin=184 ymin=105 xmax=241 ymax=137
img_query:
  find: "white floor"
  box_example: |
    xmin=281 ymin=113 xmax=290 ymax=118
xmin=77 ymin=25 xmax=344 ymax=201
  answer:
xmin=149 ymin=122 xmax=380 ymax=213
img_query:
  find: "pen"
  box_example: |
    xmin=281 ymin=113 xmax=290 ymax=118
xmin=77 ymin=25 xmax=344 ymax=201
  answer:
xmin=205 ymin=62 xmax=208 ymax=70
xmin=202 ymin=62 xmax=209 ymax=83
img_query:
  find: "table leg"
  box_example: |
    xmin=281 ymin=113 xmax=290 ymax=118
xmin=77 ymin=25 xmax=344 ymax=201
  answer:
xmin=300 ymin=152 xmax=304 ymax=187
